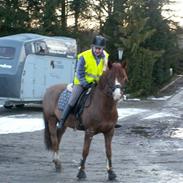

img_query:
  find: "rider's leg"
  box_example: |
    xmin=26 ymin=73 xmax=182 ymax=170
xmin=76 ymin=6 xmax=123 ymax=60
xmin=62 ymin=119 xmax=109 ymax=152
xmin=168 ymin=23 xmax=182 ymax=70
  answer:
xmin=57 ymin=85 xmax=84 ymax=128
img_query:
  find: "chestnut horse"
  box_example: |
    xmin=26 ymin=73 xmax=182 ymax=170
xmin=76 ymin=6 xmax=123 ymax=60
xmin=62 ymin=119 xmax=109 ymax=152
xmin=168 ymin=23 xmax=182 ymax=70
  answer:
xmin=42 ymin=62 xmax=128 ymax=180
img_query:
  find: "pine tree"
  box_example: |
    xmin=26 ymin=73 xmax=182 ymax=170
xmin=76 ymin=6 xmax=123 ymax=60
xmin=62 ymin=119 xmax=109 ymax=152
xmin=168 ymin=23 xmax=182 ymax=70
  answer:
xmin=114 ymin=0 xmax=163 ymax=96
xmin=0 ymin=0 xmax=29 ymax=35
xmin=144 ymin=0 xmax=180 ymax=88
xmin=102 ymin=0 xmax=127 ymax=59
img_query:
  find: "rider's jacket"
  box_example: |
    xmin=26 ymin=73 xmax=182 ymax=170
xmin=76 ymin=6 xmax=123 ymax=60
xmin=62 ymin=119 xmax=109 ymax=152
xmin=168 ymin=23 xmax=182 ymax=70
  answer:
xmin=74 ymin=49 xmax=109 ymax=85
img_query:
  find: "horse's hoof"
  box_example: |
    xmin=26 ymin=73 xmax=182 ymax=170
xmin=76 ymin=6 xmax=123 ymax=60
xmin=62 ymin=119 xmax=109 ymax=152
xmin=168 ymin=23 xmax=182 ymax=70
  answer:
xmin=55 ymin=163 xmax=62 ymax=172
xmin=53 ymin=160 xmax=62 ymax=172
xmin=108 ymin=169 xmax=117 ymax=181
xmin=77 ymin=169 xmax=87 ymax=179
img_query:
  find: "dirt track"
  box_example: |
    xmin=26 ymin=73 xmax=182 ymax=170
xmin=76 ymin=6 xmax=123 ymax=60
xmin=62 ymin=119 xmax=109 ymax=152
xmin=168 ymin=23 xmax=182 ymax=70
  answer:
xmin=0 ymin=127 xmax=125 ymax=183
xmin=0 ymin=75 xmax=183 ymax=183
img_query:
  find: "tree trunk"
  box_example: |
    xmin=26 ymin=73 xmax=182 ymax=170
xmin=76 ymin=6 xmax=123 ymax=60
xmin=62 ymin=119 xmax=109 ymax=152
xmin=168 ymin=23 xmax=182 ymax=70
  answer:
xmin=61 ymin=0 xmax=67 ymax=31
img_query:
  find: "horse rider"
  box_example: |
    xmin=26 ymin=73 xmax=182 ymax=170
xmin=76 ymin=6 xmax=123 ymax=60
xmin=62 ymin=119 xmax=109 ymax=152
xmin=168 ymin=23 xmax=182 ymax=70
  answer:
xmin=57 ymin=35 xmax=109 ymax=129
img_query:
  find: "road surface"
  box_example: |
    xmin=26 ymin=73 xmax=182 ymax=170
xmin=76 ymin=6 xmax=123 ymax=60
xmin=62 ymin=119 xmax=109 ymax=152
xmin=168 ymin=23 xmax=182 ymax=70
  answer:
xmin=0 ymin=75 xmax=183 ymax=183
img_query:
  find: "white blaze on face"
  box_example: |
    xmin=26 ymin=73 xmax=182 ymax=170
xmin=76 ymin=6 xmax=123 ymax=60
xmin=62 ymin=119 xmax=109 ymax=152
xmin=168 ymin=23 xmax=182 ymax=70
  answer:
xmin=113 ymin=78 xmax=122 ymax=101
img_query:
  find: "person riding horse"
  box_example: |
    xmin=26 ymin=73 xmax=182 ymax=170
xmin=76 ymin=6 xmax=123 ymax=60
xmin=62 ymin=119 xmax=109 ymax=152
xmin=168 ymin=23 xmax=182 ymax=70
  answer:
xmin=57 ymin=35 xmax=123 ymax=129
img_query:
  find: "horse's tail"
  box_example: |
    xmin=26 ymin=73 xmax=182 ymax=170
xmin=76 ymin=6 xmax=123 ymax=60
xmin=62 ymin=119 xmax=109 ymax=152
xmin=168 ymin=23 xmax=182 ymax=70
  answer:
xmin=43 ymin=111 xmax=52 ymax=151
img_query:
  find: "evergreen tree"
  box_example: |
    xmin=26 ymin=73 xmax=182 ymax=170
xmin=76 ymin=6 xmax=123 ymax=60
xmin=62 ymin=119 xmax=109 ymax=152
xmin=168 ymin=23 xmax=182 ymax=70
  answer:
xmin=70 ymin=0 xmax=89 ymax=32
xmin=37 ymin=0 xmax=59 ymax=35
xmin=102 ymin=0 xmax=127 ymax=58
xmin=0 ymin=0 xmax=29 ymax=35
xmin=110 ymin=0 xmax=163 ymax=96
xmin=144 ymin=0 xmax=180 ymax=88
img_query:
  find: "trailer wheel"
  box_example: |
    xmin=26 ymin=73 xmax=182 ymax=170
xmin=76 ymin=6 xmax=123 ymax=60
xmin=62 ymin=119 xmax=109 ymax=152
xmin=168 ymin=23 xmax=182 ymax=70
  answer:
xmin=15 ymin=104 xmax=25 ymax=108
xmin=3 ymin=104 xmax=13 ymax=109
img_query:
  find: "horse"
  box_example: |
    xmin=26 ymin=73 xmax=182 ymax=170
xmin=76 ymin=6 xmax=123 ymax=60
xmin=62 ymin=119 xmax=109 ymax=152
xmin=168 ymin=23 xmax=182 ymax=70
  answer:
xmin=42 ymin=61 xmax=128 ymax=180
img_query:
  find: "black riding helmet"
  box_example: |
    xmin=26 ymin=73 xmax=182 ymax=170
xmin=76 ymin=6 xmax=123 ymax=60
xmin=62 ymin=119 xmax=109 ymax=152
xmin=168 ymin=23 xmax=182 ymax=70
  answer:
xmin=92 ymin=35 xmax=106 ymax=48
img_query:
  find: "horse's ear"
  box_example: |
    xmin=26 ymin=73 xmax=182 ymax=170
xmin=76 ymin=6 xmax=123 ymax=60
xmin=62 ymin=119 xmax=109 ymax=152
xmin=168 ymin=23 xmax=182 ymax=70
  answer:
xmin=121 ymin=59 xmax=127 ymax=69
xmin=108 ymin=60 xmax=113 ymax=69
xmin=121 ymin=60 xmax=128 ymax=82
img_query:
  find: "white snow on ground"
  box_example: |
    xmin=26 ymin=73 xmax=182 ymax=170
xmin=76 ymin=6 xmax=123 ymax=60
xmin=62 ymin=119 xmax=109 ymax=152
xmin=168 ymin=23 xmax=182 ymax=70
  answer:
xmin=0 ymin=107 xmax=171 ymax=135
xmin=147 ymin=96 xmax=172 ymax=100
xmin=0 ymin=95 xmax=176 ymax=135
xmin=127 ymin=95 xmax=172 ymax=101
xmin=171 ymin=128 xmax=183 ymax=139
xmin=0 ymin=108 xmax=148 ymax=134
xmin=117 ymin=108 xmax=148 ymax=119
xmin=143 ymin=112 xmax=180 ymax=120
xmin=126 ymin=98 xmax=141 ymax=101
xmin=0 ymin=115 xmax=44 ymax=134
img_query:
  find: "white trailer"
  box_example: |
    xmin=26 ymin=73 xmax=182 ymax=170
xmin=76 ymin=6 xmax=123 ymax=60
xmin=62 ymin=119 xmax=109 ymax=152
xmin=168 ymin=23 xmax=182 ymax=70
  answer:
xmin=0 ymin=33 xmax=77 ymax=108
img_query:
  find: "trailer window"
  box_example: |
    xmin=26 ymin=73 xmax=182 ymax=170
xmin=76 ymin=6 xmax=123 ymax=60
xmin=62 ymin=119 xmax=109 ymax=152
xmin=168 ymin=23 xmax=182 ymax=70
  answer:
xmin=45 ymin=40 xmax=68 ymax=57
xmin=0 ymin=47 xmax=15 ymax=59
xmin=34 ymin=41 xmax=48 ymax=55
xmin=45 ymin=39 xmax=77 ymax=58
xmin=24 ymin=43 xmax=33 ymax=55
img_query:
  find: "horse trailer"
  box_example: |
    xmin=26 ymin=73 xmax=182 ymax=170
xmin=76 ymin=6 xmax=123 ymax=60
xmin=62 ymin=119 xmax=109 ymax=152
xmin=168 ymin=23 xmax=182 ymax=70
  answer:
xmin=0 ymin=33 xmax=77 ymax=108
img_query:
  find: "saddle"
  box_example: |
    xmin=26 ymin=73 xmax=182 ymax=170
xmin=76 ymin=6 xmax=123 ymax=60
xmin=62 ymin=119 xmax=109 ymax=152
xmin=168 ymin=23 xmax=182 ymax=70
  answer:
xmin=73 ymin=88 xmax=92 ymax=118
xmin=58 ymin=84 xmax=94 ymax=130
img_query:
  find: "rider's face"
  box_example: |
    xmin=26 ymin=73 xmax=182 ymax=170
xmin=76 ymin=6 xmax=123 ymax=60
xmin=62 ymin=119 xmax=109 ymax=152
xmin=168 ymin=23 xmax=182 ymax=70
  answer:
xmin=93 ymin=46 xmax=103 ymax=56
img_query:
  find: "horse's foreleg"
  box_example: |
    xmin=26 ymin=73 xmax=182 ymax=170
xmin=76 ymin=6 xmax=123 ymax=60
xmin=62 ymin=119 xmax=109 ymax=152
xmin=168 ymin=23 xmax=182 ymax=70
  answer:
xmin=104 ymin=129 xmax=117 ymax=181
xmin=77 ymin=129 xmax=94 ymax=179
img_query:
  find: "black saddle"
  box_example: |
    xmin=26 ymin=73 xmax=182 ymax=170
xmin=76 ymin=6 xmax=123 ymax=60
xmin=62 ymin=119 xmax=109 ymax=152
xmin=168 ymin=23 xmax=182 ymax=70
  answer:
xmin=73 ymin=86 xmax=95 ymax=130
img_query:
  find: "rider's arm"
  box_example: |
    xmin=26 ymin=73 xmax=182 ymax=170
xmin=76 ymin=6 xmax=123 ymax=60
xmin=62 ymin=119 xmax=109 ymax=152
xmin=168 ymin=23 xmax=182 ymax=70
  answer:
xmin=103 ymin=53 xmax=108 ymax=71
xmin=76 ymin=56 xmax=88 ymax=87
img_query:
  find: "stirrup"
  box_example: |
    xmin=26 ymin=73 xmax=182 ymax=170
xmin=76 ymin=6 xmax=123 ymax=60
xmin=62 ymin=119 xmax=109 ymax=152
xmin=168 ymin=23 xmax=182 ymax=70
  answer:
xmin=57 ymin=120 xmax=64 ymax=129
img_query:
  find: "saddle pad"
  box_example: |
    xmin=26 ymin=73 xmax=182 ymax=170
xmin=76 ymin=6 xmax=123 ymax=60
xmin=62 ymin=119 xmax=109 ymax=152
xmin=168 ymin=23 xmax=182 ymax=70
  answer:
xmin=58 ymin=89 xmax=72 ymax=111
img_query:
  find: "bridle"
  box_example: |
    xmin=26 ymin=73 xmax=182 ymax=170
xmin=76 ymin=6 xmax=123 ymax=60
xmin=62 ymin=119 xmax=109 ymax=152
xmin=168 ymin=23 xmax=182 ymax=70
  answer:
xmin=111 ymin=84 xmax=123 ymax=92
xmin=106 ymin=80 xmax=124 ymax=97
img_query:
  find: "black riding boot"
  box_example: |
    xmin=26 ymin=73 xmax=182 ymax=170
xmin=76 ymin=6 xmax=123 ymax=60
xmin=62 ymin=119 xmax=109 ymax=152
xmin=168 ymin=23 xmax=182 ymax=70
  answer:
xmin=57 ymin=105 xmax=73 ymax=129
xmin=115 ymin=124 xmax=122 ymax=128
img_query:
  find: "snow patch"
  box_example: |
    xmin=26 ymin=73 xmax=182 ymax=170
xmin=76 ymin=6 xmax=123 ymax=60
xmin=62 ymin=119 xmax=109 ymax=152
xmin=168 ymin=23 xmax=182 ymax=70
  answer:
xmin=118 ymin=108 xmax=148 ymax=119
xmin=0 ymin=117 xmax=44 ymax=134
xmin=143 ymin=112 xmax=177 ymax=120
xmin=148 ymin=96 xmax=172 ymax=101
xmin=171 ymin=128 xmax=183 ymax=139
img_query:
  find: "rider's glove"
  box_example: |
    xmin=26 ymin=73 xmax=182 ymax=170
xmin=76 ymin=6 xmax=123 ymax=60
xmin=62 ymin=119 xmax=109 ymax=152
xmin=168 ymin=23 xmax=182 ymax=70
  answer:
xmin=82 ymin=82 xmax=92 ymax=89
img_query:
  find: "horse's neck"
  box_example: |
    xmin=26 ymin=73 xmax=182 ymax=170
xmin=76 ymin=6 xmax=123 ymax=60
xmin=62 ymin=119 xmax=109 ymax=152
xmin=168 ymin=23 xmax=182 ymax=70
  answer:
xmin=94 ymin=86 xmax=116 ymax=111
xmin=91 ymin=72 xmax=117 ymax=112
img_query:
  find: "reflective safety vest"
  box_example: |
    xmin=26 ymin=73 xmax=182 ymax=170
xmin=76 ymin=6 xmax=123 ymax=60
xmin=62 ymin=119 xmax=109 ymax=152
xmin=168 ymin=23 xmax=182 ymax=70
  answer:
xmin=74 ymin=49 xmax=109 ymax=85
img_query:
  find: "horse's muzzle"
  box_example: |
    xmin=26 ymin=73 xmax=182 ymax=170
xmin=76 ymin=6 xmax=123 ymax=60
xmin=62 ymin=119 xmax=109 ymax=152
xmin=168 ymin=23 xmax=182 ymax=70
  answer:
xmin=112 ymin=84 xmax=122 ymax=92
xmin=112 ymin=84 xmax=124 ymax=101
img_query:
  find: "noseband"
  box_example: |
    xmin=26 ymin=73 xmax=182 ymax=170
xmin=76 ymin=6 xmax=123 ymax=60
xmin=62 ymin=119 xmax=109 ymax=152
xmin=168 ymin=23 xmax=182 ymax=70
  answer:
xmin=111 ymin=84 xmax=122 ymax=92
xmin=106 ymin=81 xmax=124 ymax=97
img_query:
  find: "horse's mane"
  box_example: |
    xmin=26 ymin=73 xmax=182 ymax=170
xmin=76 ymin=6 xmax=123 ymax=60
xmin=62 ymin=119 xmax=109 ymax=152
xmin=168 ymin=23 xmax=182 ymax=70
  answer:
xmin=98 ymin=69 xmax=112 ymax=90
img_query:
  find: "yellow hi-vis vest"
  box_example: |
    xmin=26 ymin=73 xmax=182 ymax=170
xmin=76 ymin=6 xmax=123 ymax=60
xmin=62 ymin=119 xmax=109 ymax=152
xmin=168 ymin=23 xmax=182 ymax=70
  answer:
xmin=74 ymin=49 xmax=109 ymax=85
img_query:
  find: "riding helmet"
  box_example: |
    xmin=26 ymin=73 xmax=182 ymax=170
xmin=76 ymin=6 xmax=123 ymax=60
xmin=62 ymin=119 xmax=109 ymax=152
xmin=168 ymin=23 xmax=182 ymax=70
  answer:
xmin=92 ymin=35 xmax=106 ymax=48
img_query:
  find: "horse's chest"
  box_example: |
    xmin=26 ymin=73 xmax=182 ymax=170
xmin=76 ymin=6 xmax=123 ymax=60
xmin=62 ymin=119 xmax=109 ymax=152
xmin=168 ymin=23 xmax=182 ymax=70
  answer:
xmin=98 ymin=115 xmax=118 ymax=130
xmin=103 ymin=110 xmax=118 ymax=121
xmin=90 ymin=112 xmax=117 ymax=123
xmin=83 ymin=105 xmax=118 ymax=130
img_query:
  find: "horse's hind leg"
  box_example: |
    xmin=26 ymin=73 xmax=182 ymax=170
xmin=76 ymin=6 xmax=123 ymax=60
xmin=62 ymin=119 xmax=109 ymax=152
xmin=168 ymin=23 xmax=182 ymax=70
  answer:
xmin=48 ymin=117 xmax=65 ymax=172
xmin=77 ymin=130 xmax=94 ymax=179
xmin=104 ymin=129 xmax=117 ymax=180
